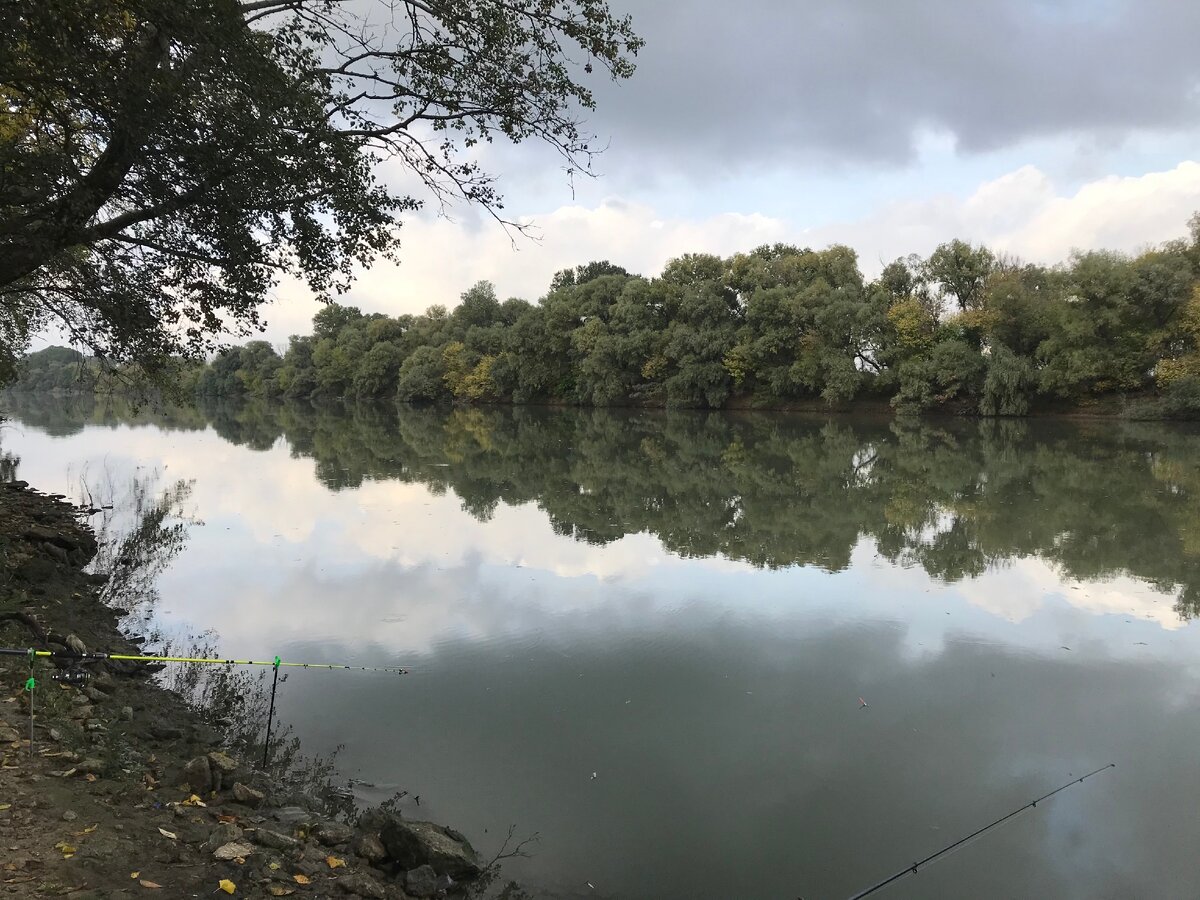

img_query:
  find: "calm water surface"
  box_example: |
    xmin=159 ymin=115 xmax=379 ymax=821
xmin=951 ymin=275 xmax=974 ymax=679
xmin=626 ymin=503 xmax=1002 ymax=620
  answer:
xmin=4 ymin=395 xmax=1200 ymax=899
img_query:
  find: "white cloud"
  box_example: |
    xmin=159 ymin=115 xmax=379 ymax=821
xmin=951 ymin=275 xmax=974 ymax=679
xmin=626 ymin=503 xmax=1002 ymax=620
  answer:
xmin=254 ymin=159 xmax=1200 ymax=343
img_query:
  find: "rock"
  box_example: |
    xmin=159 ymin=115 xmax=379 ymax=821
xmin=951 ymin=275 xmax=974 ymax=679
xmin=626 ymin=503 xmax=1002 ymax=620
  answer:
xmin=43 ymin=543 xmax=70 ymax=563
xmin=150 ymin=721 xmax=184 ymax=740
xmin=404 ymin=865 xmax=438 ymax=898
xmin=435 ymin=874 xmax=456 ymax=894
xmin=62 ymin=810 xmax=78 ymax=822
xmin=213 ymin=841 xmax=255 ymax=861
xmin=65 ymin=634 xmax=87 ymax=655
xmin=356 ymin=807 xmax=402 ymax=835
xmin=180 ymin=756 xmax=213 ymax=794
xmin=47 ymin=727 xmax=62 ymax=742
xmin=351 ymin=832 xmax=387 ymax=864
xmin=83 ymin=686 xmax=105 ymax=702
xmin=315 ymin=821 xmax=355 ymax=846
xmin=0 ymin=724 xmax=20 ymax=743
xmin=207 ymin=750 xmax=238 ymax=774
xmin=121 ymin=706 xmax=134 ymax=722
xmin=380 ymin=820 xmax=481 ymax=881
xmin=251 ymin=828 xmax=300 ymax=852
xmin=76 ymin=758 xmax=104 ymax=775
xmin=232 ymin=782 xmax=264 ymax=807
xmin=337 ymin=872 xmax=387 ymax=898
xmin=209 ymin=822 xmax=244 ymax=846
xmin=206 ymin=751 xmax=238 ymax=790
xmin=273 ymin=806 xmax=313 ymax=827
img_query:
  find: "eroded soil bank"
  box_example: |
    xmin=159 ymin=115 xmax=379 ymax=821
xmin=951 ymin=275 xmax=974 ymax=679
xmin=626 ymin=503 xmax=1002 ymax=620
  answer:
xmin=0 ymin=480 xmax=507 ymax=899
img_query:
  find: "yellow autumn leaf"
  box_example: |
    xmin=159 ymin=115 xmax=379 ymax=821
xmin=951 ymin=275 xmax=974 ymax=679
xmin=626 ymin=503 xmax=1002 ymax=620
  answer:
xmin=218 ymin=878 xmax=236 ymax=894
xmin=130 ymin=871 xmax=140 ymax=879
xmin=55 ymin=841 xmax=76 ymax=857
xmin=267 ymin=887 xmax=295 ymax=897
xmin=182 ymin=794 xmax=207 ymax=807
xmin=0 ymin=803 xmax=11 ymax=811
xmin=157 ymin=827 xmax=177 ymax=840
xmin=292 ymin=874 xmax=311 ymax=884
xmin=139 ymin=880 xmax=162 ymax=889
xmin=268 ymin=861 xmax=281 ymax=871
xmin=325 ymin=855 xmax=345 ymax=869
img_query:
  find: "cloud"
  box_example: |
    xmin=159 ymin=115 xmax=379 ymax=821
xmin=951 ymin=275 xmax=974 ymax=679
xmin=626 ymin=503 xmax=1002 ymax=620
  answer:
xmin=254 ymin=158 xmax=1200 ymax=342
xmin=588 ymin=0 xmax=1200 ymax=170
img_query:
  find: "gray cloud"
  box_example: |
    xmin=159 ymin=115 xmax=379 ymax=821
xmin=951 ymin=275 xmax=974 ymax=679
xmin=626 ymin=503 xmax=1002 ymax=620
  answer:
xmin=585 ymin=0 xmax=1200 ymax=169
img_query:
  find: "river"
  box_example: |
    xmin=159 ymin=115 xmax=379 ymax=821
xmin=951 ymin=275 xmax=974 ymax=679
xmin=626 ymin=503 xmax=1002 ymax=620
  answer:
xmin=3 ymin=394 xmax=1200 ymax=899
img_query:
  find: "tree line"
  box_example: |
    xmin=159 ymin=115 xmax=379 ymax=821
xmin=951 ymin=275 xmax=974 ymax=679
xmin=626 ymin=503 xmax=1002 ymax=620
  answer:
xmin=15 ymin=219 xmax=1200 ymax=416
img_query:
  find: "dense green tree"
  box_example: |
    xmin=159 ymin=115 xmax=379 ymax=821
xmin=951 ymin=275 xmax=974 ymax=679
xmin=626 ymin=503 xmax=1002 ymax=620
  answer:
xmin=926 ymin=240 xmax=996 ymax=311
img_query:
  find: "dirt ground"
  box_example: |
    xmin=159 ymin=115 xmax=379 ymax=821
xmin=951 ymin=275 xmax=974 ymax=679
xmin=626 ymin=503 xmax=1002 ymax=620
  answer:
xmin=0 ymin=480 xmax=500 ymax=899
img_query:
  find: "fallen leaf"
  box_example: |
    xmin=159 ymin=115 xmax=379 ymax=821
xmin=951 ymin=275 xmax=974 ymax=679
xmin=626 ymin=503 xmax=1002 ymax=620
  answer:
xmin=157 ymin=827 xmax=177 ymax=840
xmin=74 ymin=824 xmax=98 ymax=836
xmin=267 ymin=887 xmax=295 ymax=897
xmin=54 ymin=841 xmax=76 ymax=858
xmin=218 ymin=814 xmax=238 ymax=824
xmin=182 ymin=794 xmax=206 ymax=807
xmin=292 ymin=874 xmax=310 ymax=885
xmin=139 ymin=879 xmax=162 ymax=889
xmin=84 ymin=773 xmax=97 ymax=783
xmin=0 ymin=804 xmax=10 ymax=811
xmin=325 ymin=855 xmax=346 ymax=869
xmin=267 ymin=862 xmax=281 ymax=871
xmin=130 ymin=872 xmax=139 ymax=879
xmin=218 ymin=878 xmax=236 ymax=894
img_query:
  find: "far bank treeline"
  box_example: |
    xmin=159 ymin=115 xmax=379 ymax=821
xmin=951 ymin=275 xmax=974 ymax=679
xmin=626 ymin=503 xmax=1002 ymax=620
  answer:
xmin=19 ymin=222 xmax=1200 ymax=416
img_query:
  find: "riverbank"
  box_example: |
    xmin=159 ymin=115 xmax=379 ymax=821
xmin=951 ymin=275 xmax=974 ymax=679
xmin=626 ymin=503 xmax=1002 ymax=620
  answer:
xmin=0 ymin=481 xmax=499 ymax=899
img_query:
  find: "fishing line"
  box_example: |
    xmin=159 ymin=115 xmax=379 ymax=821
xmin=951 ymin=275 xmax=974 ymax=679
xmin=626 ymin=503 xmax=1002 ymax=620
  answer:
xmin=0 ymin=647 xmax=410 ymax=673
xmin=844 ymin=763 xmax=1116 ymax=900
xmin=3 ymin=645 xmax=410 ymax=762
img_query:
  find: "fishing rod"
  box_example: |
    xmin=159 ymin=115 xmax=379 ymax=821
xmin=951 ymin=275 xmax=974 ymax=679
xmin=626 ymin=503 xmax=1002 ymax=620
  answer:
xmin=0 ymin=646 xmax=410 ymax=674
xmin=845 ymin=763 xmax=1116 ymax=900
xmin=3 ymin=645 xmax=411 ymax=765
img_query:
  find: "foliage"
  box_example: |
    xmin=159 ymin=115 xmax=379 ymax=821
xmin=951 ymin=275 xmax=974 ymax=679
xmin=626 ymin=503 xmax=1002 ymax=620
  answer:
xmin=0 ymin=0 xmax=643 ymax=374
xmin=13 ymin=217 xmax=1200 ymax=417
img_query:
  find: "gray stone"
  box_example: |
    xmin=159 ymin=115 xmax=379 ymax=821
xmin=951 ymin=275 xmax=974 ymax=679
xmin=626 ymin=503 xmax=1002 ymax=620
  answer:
xmin=207 ymin=751 xmax=238 ymax=774
xmin=356 ymin=807 xmax=402 ymax=836
xmin=83 ymin=686 xmax=105 ymax=702
xmin=180 ymin=756 xmax=212 ymax=794
xmin=315 ymin=821 xmax=355 ymax=846
xmin=231 ymin=782 xmax=264 ymax=807
xmin=150 ymin=721 xmax=184 ymax=740
xmin=209 ymin=822 xmax=243 ymax=846
xmin=351 ymin=832 xmax=387 ymax=864
xmin=0 ymin=724 xmax=20 ymax=743
xmin=120 ymin=706 xmax=134 ymax=722
xmin=76 ymin=758 xmax=104 ymax=775
xmin=251 ymin=828 xmax=300 ymax=852
xmin=404 ymin=865 xmax=437 ymax=898
xmin=61 ymin=810 xmax=78 ymax=822
xmin=337 ymin=872 xmax=387 ymax=899
xmin=272 ymin=806 xmax=313 ymax=826
xmin=381 ymin=820 xmax=481 ymax=881
xmin=213 ymin=841 xmax=255 ymax=861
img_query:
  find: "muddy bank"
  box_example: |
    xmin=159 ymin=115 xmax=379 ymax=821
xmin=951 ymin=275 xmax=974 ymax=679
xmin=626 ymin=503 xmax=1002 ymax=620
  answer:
xmin=0 ymin=481 xmax=511 ymax=899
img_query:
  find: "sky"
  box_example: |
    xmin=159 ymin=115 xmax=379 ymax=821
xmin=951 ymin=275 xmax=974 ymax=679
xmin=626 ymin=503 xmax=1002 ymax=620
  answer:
xmin=41 ymin=0 xmax=1200 ymax=348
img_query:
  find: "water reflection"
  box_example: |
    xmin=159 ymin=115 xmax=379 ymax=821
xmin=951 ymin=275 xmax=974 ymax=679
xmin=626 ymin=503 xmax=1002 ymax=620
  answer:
xmin=8 ymin=393 xmax=1200 ymax=619
xmin=5 ymin=394 xmax=1200 ymax=898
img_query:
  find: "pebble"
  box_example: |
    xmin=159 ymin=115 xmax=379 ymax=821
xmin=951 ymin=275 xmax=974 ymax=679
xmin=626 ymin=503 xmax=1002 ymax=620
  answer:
xmin=61 ymin=810 xmax=78 ymax=822
xmin=121 ymin=707 xmax=134 ymax=722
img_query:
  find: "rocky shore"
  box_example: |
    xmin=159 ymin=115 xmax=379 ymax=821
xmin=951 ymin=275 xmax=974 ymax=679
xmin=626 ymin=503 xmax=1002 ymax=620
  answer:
xmin=0 ymin=480 xmax=501 ymax=899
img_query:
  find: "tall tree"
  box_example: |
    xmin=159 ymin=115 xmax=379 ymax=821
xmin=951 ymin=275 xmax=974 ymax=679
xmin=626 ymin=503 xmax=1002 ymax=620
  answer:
xmin=0 ymin=0 xmax=642 ymax=375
